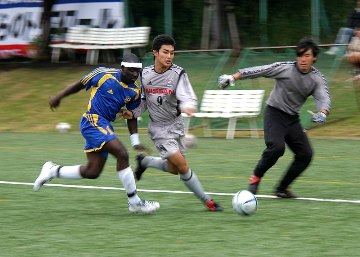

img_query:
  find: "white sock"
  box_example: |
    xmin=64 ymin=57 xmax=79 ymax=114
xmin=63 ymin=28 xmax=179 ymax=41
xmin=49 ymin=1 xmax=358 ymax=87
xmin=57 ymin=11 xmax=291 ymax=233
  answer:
xmin=180 ymin=169 xmax=210 ymax=203
xmin=58 ymin=165 xmax=83 ymax=179
xmin=142 ymin=156 xmax=168 ymax=172
xmin=117 ymin=167 xmax=141 ymax=204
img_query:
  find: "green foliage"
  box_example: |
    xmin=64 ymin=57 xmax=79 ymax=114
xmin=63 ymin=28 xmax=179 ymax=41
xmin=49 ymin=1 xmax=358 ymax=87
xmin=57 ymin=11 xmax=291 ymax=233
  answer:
xmin=128 ymin=0 xmax=357 ymax=48
xmin=128 ymin=0 xmax=204 ymax=51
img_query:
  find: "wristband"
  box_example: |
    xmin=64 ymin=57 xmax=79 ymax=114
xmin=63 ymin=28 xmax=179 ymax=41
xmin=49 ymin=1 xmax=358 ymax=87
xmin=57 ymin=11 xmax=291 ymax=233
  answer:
xmin=130 ymin=133 xmax=140 ymax=146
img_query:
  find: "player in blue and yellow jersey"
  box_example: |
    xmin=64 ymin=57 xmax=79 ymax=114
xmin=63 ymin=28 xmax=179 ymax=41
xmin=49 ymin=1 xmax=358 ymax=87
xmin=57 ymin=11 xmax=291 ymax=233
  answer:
xmin=33 ymin=53 xmax=160 ymax=214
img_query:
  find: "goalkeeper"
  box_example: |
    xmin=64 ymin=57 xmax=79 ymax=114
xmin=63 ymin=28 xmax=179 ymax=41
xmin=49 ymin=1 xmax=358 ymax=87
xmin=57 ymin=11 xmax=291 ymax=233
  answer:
xmin=218 ymin=37 xmax=331 ymax=198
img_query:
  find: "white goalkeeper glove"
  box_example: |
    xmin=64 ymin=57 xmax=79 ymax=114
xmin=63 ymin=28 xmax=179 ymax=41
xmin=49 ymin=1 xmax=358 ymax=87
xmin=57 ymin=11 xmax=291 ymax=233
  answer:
xmin=308 ymin=110 xmax=327 ymax=123
xmin=218 ymin=74 xmax=235 ymax=89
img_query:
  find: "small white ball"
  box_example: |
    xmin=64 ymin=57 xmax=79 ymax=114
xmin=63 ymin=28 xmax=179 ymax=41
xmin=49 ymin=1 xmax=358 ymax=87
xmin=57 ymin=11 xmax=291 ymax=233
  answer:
xmin=183 ymin=134 xmax=197 ymax=148
xmin=56 ymin=122 xmax=71 ymax=133
xmin=232 ymin=190 xmax=258 ymax=216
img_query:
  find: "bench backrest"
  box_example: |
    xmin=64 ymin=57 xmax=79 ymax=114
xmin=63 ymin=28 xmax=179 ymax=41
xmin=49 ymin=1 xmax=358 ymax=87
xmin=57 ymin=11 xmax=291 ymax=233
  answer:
xmin=65 ymin=26 xmax=151 ymax=46
xmin=199 ymin=90 xmax=265 ymax=115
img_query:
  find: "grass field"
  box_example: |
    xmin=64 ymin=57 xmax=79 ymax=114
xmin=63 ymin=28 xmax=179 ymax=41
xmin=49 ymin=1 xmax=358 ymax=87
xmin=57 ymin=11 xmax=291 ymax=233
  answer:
xmin=0 ymin=132 xmax=359 ymax=257
xmin=1 ymin=50 xmax=359 ymax=256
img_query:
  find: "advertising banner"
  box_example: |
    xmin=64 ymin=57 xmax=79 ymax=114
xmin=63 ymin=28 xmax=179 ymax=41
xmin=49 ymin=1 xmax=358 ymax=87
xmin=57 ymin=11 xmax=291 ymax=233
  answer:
xmin=0 ymin=0 xmax=125 ymax=59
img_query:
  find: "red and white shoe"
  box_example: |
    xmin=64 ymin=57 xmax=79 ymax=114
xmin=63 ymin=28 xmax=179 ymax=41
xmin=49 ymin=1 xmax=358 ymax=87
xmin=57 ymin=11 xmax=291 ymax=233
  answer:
xmin=205 ymin=199 xmax=223 ymax=211
xmin=248 ymin=175 xmax=261 ymax=195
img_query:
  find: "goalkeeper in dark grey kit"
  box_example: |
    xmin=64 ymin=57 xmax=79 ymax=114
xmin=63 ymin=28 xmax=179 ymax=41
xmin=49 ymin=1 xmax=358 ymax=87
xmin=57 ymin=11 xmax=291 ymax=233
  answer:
xmin=218 ymin=37 xmax=331 ymax=198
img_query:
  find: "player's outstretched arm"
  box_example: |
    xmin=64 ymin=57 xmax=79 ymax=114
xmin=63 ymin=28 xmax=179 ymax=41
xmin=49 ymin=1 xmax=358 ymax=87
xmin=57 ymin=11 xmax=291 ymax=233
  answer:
xmin=49 ymin=81 xmax=85 ymax=111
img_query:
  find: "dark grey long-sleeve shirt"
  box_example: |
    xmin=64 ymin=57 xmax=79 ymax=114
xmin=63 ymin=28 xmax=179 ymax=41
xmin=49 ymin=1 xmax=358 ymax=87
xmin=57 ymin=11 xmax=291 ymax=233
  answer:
xmin=238 ymin=61 xmax=331 ymax=115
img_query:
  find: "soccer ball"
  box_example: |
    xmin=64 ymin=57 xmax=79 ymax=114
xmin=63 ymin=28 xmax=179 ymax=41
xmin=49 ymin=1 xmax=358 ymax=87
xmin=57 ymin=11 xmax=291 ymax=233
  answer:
xmin=183 ymin=134 xmax=197 ymax=148
xmin=232 ymin=190 xmax=258 ymax=216
xmin=55 ymin=122 xmax=71 ymax=133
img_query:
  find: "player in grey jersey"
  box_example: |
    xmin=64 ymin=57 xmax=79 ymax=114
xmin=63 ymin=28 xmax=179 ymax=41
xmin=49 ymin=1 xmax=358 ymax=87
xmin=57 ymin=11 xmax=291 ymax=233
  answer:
xmin=122 ymin=34 xmax=223 ymax=211
xmin=218 ymin=37 xmax=331 ymax=198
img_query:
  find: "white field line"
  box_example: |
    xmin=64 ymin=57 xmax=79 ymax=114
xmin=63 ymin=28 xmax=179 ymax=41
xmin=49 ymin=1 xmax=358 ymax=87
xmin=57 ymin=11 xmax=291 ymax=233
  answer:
xmin=1 ymin=180 xmax=360 ymax=204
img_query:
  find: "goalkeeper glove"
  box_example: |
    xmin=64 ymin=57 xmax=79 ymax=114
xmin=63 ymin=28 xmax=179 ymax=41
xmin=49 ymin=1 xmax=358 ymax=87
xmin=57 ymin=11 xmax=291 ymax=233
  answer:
xmin=311 ymin=111 xmax=327 ymax=123
xmin=218 ymin=74 xmax=235 ymax=89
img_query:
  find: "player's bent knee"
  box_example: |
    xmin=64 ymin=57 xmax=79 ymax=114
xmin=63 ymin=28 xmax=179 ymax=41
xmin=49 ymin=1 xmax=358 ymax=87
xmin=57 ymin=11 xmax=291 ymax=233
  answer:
xmin=297 ymin=149 xmax=313 ymax=163
xmin=269 ymin=144 xmax=286 ymax=158
xmin=82 ymin=169 xmax=102 ymax=179
xmin=114 ymin=149 xmax=129 ymax=163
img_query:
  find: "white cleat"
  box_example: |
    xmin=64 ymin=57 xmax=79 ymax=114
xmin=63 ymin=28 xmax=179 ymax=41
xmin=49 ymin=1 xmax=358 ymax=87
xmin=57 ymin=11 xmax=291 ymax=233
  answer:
xmin=33 ymin=161 xmax=60 ymax=191
xmin=128 ymin=200 xmax=160 ymax=214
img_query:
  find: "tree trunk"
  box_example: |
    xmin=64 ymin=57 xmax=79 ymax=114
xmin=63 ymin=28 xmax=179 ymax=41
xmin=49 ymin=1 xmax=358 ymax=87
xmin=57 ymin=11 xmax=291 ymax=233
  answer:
xmin=36 ymin=0 xmax=56 ymax=62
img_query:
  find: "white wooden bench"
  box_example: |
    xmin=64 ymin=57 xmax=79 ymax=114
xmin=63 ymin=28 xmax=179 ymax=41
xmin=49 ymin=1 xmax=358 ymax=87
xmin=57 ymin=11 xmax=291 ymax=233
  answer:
xmin=183 ymin=90 xmax=265 ymax=139
xmin=50 ymin=26 xmax=151 ymax=65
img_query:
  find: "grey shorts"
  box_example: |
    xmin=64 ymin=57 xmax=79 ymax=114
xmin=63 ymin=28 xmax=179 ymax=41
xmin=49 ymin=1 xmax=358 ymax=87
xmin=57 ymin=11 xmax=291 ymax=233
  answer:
xmin=148 ymin=116 xmax=186 ymax=159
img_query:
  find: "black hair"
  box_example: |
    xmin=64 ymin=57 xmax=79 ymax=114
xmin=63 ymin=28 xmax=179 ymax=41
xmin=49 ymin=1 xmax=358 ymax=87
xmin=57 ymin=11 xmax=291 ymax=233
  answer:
xmin=122 ymin=53 xmax=140 ymax=64
xmin=296 ymin=37 xmax=320 ymax=57
xmin=152 ymin=34 xmax=176 ymax=51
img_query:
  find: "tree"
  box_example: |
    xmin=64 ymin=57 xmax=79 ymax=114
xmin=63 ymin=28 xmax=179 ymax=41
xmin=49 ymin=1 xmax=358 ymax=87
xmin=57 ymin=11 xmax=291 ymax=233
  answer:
xmin=36 ymin=0 xmax=56 ymax=61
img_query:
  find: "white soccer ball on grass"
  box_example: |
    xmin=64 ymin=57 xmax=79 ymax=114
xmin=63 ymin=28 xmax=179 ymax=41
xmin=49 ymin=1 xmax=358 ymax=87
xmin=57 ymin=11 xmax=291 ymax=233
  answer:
xmin=232 ymin=190 xmax=258 ymax=216
xmin=56 ymin=122 xmax=71 ymax=133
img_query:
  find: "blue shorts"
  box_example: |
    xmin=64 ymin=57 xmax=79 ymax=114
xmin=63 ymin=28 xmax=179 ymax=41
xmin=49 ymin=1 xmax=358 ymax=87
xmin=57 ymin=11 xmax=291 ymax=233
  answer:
xmin=80 ymin=113 xmax=117 ymax=159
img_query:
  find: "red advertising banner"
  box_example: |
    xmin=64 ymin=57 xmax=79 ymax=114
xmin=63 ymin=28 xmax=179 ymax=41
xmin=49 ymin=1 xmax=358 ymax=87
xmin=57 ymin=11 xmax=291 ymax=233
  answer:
xmin=0 ymin=0 xmax=125 ymax=59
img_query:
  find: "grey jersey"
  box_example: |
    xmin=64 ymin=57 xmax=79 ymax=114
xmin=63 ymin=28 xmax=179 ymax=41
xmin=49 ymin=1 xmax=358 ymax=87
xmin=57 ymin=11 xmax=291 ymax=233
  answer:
xmin=132 ymin=64 xmax=197 ymax=125
xmin=239 ymin=61 xmax=331 ymax=115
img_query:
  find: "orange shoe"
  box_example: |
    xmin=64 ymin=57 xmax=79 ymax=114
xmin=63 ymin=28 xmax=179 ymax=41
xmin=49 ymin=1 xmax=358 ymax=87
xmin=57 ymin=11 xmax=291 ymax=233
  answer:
xmin=248 ymin=175 xmax=261 ymax=194
xmin=205 ymin=199 xmax=223 ymax=211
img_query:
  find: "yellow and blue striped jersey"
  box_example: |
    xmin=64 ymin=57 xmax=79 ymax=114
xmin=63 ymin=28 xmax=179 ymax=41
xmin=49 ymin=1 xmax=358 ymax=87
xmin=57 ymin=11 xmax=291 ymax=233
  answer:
xmin=80 ymin=67 xmax=141 ymax=122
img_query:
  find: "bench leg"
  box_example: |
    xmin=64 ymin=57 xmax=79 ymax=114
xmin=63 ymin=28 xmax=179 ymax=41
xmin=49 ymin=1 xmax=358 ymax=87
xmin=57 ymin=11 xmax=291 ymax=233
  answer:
xmin=51 ymin=48 xmax=61 ymax=63
xmin=227 ymin=117 xmax=237 ymax=139
xmin=249 ymin=119 xmax=259 ymax=138
xmin=202 ymin=118 xmax=212 ymax=137
xmin=93 ymin=49 xmax=99 ymax=65
xmin=86 ymin=50 xmax=92 ymax=65
xmin=86 ymin=50 xmax=99 ymax=65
